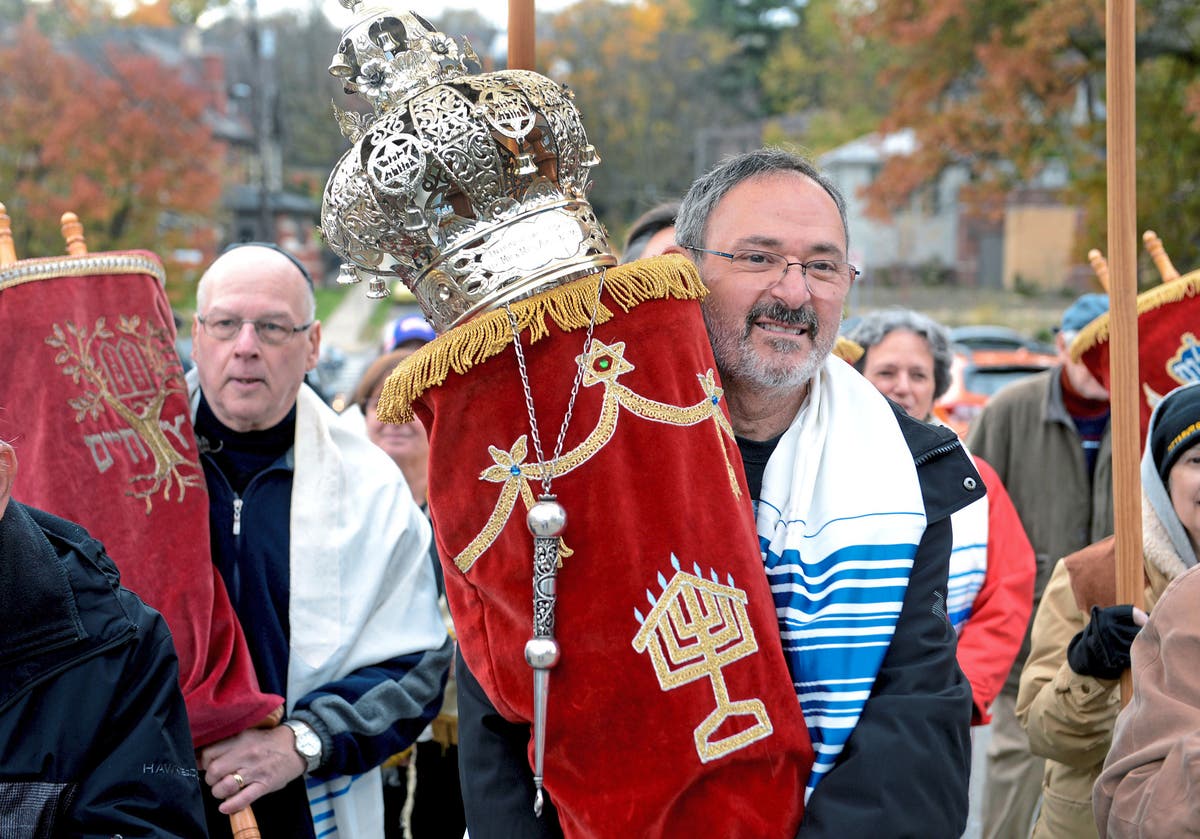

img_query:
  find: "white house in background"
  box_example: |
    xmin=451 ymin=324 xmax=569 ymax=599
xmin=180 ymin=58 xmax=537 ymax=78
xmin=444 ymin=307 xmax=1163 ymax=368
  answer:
xmin=819 ymin=129 xmax=1080 ymax=294
xmin=819 ymin=129 xmax=986 ymax=285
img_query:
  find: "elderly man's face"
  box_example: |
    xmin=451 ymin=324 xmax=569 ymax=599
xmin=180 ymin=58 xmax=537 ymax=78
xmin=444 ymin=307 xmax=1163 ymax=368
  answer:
xmin=694 ymin=172 xmax=850 ymax=392
xmin=191 ymin=249 xmax=320 ymax=432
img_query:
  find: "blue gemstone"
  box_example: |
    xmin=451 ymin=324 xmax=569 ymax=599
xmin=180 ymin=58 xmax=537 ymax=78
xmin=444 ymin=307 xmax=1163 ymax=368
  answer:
xmin=510 ymin=465 xmax=521 ymax=475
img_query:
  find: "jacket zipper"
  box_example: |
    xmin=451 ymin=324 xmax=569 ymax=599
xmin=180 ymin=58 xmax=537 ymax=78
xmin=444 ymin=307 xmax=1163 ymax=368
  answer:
xmin=913 ymin=440 xmax=962 ymax=467
xmin=232 ymin=496 xmax=243 ymax=536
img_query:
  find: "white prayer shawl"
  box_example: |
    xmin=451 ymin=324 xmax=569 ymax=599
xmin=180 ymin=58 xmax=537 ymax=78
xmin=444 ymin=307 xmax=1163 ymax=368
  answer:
xmin=947 ymin=450 xmax=989 ymax=634
xmin=188 ymin=375 xmax=446 ymax=837
xmin=757 ymin=357 xmax=927 ymax=801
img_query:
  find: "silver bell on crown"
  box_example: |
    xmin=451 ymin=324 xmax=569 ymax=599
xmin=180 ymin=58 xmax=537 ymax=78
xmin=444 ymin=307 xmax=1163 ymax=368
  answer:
xmin=320 ymin=3 xmax=615 ymax=334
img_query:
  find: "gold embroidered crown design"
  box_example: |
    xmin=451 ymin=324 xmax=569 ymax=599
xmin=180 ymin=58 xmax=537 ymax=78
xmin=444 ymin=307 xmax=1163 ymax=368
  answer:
xmin=320 ymin=2 xmax=616 ymax=332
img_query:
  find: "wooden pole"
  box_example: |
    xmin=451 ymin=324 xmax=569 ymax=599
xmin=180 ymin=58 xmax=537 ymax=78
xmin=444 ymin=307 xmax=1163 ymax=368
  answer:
xmin=508 ymin=0 xmax=535 ymax=71
xmin=1105 ymin=0 xmax=1143 ymax=706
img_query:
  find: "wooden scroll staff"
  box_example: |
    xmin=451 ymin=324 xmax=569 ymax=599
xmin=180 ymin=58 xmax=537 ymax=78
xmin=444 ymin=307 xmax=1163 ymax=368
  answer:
xmin=1105 ymin=0 xmax=1141 ymax=706
xmin=508 ymin=0 xmax=535 ymax=71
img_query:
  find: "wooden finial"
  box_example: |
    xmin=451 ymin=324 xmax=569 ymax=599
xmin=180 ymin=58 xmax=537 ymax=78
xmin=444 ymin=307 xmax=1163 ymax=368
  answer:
xmin=61 ymin=212 xmax=88 ymax=256
xmin=1142 ymin=230 xmax=1180 ymax=283
xmin=0 ymin=202 xmax=15 ymax=266
xmin=1087 ymin=248 xmax=1111 ymax=293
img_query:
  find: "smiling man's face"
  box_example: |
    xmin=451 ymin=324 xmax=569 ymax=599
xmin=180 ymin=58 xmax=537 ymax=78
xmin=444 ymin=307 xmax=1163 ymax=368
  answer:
xmin=191 ymin=248 xmax=320 ymax=432
xmin=694 ymin=172 xmax=849 ymax=393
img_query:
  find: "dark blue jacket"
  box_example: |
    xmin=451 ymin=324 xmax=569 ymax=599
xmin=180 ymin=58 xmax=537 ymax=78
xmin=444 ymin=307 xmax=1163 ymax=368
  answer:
xmin=196 ymin=402 xmax=451 ymax=839
xmin=0 ymin=502 xmax=207 ymax=838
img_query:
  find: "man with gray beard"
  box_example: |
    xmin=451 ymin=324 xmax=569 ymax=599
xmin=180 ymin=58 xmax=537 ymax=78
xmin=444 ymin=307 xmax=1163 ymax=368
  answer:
xmin=455 ymin=148 xmax=982 ymax=837
xmin=665 ymin=147 xmax=980 ymax=835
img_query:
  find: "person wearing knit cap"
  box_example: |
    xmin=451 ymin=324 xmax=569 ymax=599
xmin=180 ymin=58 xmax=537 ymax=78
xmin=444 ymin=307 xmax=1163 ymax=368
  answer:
xmin=968 ymin=292 xmax=1114 ymax=839
xmin=1018 ymin=383 xmax=1200 ymax=838
xmin=1094 ymin=384 xmax=1200 ymax=837
xmin=1150 ymin=385 xmax=1200 ymax=487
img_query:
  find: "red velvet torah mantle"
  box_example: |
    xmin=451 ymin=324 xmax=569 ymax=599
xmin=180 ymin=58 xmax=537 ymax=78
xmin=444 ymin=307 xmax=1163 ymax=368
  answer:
xmin=1070 ymin=267 xmax=1200 ymax=447
xmin=0 ymin=251 xmax=283 ymax=746
xmin=378 ymin=255 xmax=813 ymax=838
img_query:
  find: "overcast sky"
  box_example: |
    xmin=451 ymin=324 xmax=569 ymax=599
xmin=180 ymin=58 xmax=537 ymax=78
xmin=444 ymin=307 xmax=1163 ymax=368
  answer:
xmin=318 ymin=0 xmax=580 ymax=29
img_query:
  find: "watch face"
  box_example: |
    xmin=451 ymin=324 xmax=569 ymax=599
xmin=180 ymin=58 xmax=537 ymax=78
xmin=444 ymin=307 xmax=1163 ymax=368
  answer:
xmin=297 ymin=728 xmax=320 ymax=757
xmin=289 ymin=722 xmax=321 ymax=758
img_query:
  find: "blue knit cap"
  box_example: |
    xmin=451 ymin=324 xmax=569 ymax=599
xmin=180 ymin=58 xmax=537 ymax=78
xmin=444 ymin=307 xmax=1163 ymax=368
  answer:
xmin=1060 ymin=293 xmax=1109 ymax=334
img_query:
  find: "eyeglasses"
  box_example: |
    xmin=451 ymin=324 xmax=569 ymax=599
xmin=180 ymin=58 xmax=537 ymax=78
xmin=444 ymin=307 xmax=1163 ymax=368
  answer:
xmin=685 ymin=246 xmax=859 ymax=294
xmin=197 ymin=315 xmax=313 ymax=345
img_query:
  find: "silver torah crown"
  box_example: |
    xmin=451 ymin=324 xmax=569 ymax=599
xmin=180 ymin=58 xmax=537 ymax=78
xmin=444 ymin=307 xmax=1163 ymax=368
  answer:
xmin=320 ymin=3 xmax=616 ymax=332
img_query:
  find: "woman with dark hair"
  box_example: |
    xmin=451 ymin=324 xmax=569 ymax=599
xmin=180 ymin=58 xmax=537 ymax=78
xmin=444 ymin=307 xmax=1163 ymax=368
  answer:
xmin=847 ymin=308 xmax=1037 ymax=727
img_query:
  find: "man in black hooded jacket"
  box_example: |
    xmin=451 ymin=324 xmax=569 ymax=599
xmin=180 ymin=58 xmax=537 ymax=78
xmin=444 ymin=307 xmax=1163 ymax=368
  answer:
xmin=0 ymin=437 xmax=207 ymax=838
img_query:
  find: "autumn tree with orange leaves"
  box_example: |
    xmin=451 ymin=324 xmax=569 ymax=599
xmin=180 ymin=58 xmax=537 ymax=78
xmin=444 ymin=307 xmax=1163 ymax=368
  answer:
xmin=544 ymin=0 xmax=738 ymax=233
xmin=852 ymin=0 xmax=1200 ymax=271
xmin=0 ymin=19 xmax=224 ymax=297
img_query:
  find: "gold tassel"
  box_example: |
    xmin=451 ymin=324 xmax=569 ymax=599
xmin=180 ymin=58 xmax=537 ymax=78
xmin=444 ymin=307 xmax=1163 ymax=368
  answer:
xmin=377 ymin=255 xmax=706 ymax=423
xmin=1068 ymin=268 xmax=1200 ymax=361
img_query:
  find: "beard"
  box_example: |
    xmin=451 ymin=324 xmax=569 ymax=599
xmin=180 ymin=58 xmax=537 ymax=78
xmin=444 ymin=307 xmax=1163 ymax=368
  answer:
xmin=702 ymin=299 xmax=839 ymax=390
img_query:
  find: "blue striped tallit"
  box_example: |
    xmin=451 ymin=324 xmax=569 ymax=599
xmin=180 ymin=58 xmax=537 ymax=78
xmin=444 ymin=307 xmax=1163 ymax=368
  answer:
xmin=306 ymin=771 xmax=378 ymax=838
xmin=757 ymin=358 xmax=927 ymax=801
xmin=947 ymin=487 xmax=989 ymax=633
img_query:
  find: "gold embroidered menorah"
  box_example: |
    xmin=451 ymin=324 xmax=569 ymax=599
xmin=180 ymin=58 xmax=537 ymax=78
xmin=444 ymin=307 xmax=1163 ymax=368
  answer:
xmin=633 ymin=556 xmax=774 ymax=763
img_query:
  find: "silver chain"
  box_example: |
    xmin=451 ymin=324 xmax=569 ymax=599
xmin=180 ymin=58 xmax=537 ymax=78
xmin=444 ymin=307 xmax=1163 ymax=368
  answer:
xmin=503 ymin=269 xmax=608 ymax=497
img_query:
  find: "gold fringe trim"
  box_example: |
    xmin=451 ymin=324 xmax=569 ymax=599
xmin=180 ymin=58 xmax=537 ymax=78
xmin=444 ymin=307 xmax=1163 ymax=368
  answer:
xmin=377 ymin=254 xmax=707 ymax=423
xmin=1069 ymin=268 xmax=1200 ymax=361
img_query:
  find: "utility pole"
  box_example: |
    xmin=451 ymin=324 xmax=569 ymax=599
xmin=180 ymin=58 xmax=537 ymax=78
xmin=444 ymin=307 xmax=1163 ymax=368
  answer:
xmin=247 ymin=0 xmax=274 ymax=242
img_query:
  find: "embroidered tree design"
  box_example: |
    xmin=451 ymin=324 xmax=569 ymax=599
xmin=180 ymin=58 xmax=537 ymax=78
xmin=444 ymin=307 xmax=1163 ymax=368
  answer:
xmin=46 ymin=315 xmax=202 ymax=512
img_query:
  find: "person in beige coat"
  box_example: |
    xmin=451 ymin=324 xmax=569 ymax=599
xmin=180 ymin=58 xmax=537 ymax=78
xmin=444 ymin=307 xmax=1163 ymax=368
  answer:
xmin=1093 ymin=383 xmax=1200 ymax=837
xmin=1017 ymin=383 xmax=1200 ymax=837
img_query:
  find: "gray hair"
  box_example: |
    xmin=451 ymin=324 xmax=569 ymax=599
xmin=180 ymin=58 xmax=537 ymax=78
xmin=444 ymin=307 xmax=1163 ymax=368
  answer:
xmin=845 ymin=308 xmax=954 ymax=401
xmin=675 ymin=148 xmax=850 ymax=253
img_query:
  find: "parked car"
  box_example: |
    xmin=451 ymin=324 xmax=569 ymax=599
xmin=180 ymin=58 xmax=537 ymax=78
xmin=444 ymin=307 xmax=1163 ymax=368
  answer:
xmin=934 ymin=338 xmax=1057 ymax=437
xmin=949 ymin=324 xmax=1056 ymax=356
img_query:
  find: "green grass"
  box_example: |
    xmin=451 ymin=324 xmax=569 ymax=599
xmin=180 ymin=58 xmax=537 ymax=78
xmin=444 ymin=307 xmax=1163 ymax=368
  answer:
xmin=314 ymin=285 xmax=349 ymax=322
xmin=361 ymin=295 xmax=398 ymax=344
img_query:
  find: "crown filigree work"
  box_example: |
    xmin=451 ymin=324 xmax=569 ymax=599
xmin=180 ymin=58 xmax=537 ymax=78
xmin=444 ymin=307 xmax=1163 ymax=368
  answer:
xmin=320 ymin=3 xmax=615 ymax=332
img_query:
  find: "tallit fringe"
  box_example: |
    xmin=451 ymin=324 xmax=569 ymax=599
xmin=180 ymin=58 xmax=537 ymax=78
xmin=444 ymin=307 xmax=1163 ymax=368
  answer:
xmin=1069 ymin=268 xmax=1200 ymax=361
xmin=377 ymin=255 xmax=706 ymax=423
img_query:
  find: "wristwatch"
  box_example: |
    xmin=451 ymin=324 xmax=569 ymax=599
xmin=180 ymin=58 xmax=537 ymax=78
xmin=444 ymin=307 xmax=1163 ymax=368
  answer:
xmin=283 ymin=719 xmax=323 ymax=773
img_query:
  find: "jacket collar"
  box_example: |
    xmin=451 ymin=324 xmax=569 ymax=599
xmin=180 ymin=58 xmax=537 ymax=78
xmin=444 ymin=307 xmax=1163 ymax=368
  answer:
xmin=0 ymin=501 xmax=85 ymax=668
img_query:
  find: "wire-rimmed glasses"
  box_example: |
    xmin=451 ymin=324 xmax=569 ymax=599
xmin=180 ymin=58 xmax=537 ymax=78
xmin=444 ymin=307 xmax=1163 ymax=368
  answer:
xmin=197 ymin=314 xmax=313 ymax=345
xmin=685 ymin=246 xmax=859 ymax=295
